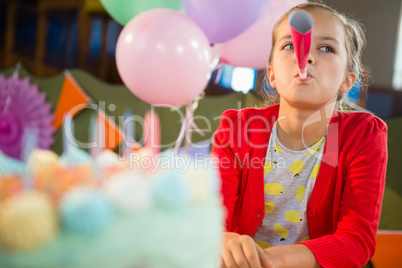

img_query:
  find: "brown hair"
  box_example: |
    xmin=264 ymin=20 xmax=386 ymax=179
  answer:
xmin=261 ymin=1 xmax=368 ymax=109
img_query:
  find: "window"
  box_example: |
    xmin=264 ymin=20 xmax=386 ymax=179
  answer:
xmin=392 ymin=4 xmax=402 ymax=90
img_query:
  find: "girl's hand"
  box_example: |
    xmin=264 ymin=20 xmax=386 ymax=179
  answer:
xmin=219 ymin=232 xmax=273 ymax=268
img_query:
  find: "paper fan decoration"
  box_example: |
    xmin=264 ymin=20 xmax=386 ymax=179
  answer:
xmin=0 ymin=74 xmax=55 ymax=160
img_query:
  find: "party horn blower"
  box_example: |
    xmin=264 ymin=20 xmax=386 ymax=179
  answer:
xmin=288 ymin=10 xmax=314 ymax=79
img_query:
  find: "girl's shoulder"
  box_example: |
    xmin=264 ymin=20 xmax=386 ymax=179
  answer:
xmin=337 ymin=110 xmax=388 ymax=137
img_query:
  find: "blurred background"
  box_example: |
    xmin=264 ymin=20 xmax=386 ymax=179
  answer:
xmin=0 ymin=0 xmax=402 ymax=117
xmin=0 ymin=1 xmax=401 ymax=266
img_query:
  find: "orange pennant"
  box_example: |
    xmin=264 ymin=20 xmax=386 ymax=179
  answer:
xmin=53 ymin=71 xmax=90 ymax=128
xmin=98 ymin=110 xmax=124 ymax=151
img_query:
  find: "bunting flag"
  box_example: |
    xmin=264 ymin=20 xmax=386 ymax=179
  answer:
xmin=53 ymin=70 xmax=126 ymax=151
xmin=98 ymin=109 xmax=125 ymax=151
xmin=53 ymin=71 xmax=90 ymax=129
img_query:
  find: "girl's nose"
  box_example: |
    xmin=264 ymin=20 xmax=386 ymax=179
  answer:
xmin=307 ymin=53 xmax=315 ymax=64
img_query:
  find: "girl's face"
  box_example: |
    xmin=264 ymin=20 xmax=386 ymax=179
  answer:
xmin=267 ymin=10 xmax=357 ymax=110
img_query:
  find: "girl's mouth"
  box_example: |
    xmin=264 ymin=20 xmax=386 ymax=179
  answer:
xmin=295 ymin=72 xmax=313 ymax=82
xmin=296 ymin=75 xmax=312 ymax=82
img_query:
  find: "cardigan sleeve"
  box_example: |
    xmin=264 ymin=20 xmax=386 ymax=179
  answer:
xmin=211 ymin=109 xmax=243 ymax=232
xmin=299 ymin=116 xmax=388 ymax=268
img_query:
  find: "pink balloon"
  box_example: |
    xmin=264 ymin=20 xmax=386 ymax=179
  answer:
xmin=116 ymin=9 xmax=212 ymax=106
xmin=219 ymin=0 xmax=307 ymax=69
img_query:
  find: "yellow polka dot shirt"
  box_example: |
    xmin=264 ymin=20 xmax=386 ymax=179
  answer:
xmin=253 ymin=121 xmax=326 ymax=249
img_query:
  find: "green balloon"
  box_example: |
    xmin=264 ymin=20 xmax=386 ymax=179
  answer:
xmin=100 ymin=0 xmax=182 ymax=25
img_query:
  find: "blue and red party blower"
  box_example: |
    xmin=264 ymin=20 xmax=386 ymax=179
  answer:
xmin=288 ymin=10 xmax=314 ymax=79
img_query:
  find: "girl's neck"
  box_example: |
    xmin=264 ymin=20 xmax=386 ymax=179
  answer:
xmin=276 ymin=100 xmax=336 ymax=151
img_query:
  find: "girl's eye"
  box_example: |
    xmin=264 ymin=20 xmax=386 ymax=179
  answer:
xmin=319 ymin=46 xmax=334 ymax=53
xmin=282 ymin=43 xmax=294 ymax=50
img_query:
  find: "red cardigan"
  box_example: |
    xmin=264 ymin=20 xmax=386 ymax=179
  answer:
xmin=211 ymin=104 xmax=388 ymax=268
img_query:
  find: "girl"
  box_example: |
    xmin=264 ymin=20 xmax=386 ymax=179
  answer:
xmin=212 ymin=2 xmax=388 ymax=268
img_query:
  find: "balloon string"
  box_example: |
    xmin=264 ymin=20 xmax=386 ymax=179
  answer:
xmin=184 ymin=104 xmax=193 ymax=154
xmin=210 ymin=45 xmax=221 ymax=70
xmin=174 ymin=111 xmax=188 ymax=154
xmin=213 ymin=62 xmax=224 ymax=84
xmin=188 ymin=95 xmax=205 ymax=138
xmin=190 ymin=121 xmax=205 ymax=136
xmin=174 ymin=98 xmax=205 ymax=155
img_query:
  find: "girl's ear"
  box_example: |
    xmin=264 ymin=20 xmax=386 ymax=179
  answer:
xmin=266 ymin=66 xmax=276 ymax=88
xmin=339 ymin=72 xmax=357 ymax=93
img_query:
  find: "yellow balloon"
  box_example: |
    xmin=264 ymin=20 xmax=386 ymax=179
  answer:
xmin=289 ymin=160 xmax=304 ymax=176
xmin=273 ymin=223 xmax=289 ymax=239
xmin=284 ymin=210 xmax=303 ymax=223
xmin=310 ymin=163 xmax=320 ymax=179
xmin=265 ymin=202 xmax=275 ymax=213
xmin=264 ymin=183 xmax=283 ymax=195
xmin=295 ymin=185 xmax=306 ymax=202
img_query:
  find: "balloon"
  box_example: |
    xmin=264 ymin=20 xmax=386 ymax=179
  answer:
xmin=182 ymin=0 xmax=270 ymax=44
xmin=219 ymin=0 xmax=308 ymax=69
xmin=100 ymin=0 xmax=182 ymax=25
xmin=116 ymin=9 xmax=212 ymax=107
